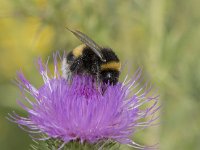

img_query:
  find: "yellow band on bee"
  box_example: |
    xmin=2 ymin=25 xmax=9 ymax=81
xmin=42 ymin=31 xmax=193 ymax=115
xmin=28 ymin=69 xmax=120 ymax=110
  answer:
xmin=72 ymin=44 xmax=86 ymax=57
xmin=101 ymin=61 xmax=121 ymax=71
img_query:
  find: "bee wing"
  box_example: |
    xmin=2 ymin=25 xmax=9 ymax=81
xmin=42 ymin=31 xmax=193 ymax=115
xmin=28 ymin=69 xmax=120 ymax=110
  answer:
xmin=66 ymin=28 xmax=106 ymax=62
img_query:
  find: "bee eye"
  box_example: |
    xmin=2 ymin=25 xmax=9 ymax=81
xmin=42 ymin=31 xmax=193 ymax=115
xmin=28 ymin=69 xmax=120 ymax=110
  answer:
xmin=67 ymin=52 xmax=75 ymax=63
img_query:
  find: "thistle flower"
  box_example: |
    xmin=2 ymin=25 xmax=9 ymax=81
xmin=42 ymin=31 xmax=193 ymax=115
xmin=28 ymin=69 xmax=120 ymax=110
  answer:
xmin=8 ymin=53 xmax=159 ymax=150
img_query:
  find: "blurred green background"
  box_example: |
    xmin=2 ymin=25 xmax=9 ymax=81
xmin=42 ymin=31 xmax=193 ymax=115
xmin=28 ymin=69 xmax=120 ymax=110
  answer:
xmin=0 ymin=0 xmax=200 ymax=149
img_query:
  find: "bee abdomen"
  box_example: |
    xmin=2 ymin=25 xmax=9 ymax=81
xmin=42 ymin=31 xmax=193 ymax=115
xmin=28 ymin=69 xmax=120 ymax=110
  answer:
xmin=100 ymin=61 xmax=121 ymax=71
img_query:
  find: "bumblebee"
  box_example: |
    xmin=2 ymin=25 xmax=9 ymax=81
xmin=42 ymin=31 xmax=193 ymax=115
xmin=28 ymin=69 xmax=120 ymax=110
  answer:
xmin=63 ymin=28 xmax=121 ymax=85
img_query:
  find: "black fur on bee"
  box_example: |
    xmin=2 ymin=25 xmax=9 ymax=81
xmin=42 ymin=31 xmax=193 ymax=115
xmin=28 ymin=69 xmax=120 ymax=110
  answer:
xmin=64 ymin=29 xmax=121 ymax=85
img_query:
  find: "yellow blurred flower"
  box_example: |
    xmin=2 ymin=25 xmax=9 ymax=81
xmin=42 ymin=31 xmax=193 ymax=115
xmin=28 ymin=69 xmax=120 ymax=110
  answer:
xmin=0 ymin=16 xmax=54 ymax=78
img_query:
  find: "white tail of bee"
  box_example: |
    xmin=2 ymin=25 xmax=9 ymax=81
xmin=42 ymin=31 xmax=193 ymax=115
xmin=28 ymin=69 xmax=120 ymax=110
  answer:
xmin=62 ymin=57 xmax=72 ymax=82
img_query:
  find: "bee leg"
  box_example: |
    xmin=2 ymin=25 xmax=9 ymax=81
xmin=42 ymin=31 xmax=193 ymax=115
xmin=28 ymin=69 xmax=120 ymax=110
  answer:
xmin=95 ymin=64 xmax=102 ymax=92
xmin=96 ymin=72 xmax=107 ymax=95
xmin=96 ymin=73 xmax=100 ymax=86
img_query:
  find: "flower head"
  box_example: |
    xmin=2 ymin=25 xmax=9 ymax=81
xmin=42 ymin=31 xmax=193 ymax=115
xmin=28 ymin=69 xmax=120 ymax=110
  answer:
xmin=8 ymin=53 xmax=159 ymax=149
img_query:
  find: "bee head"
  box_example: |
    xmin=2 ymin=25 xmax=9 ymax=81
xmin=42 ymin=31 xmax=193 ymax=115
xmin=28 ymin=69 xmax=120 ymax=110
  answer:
xmin=100 ymin=70 xmax=119 ymax=85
